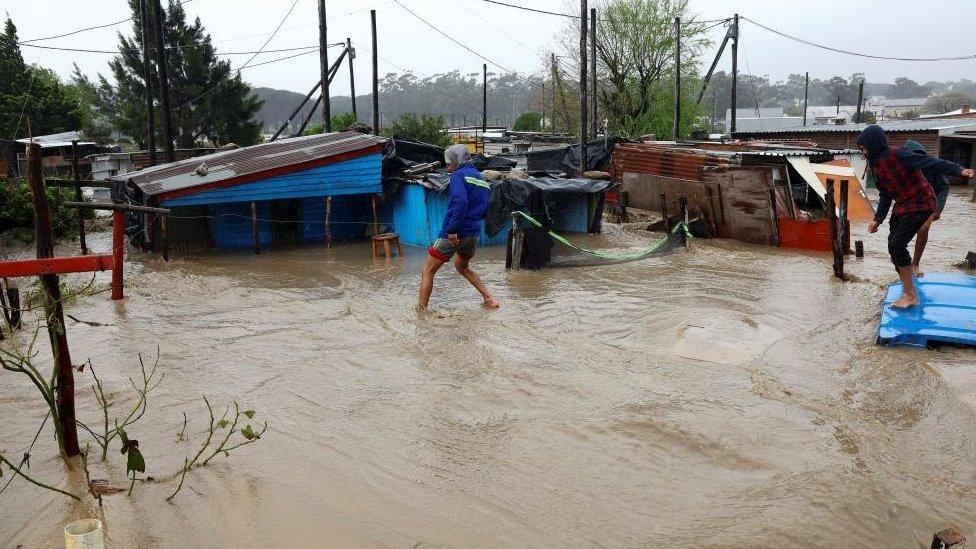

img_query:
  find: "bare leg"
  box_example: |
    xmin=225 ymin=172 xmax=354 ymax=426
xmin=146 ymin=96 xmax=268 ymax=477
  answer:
xmin=911 ymin=218 xmax=933 ymax=277
xmin=419 ymin=255 xmax=444 ymax=311
xmin=454 ymin=255 xmax=499 ymax=308
xmin=891 ymin=266 xmax=920 ymax=309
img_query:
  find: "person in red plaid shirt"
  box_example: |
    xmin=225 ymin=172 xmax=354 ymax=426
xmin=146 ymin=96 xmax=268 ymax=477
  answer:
xmin=858 ymin=125 xmax=975 ymax=309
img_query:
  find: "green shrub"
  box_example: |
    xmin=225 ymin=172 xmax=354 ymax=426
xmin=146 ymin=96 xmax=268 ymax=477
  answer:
xmin=0 ymin=177 xmax=83 ymax=238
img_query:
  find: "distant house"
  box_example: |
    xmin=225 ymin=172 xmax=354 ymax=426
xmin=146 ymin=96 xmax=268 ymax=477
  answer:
xmin=1 ymin=131 xmax=106 ymax=179
xmin=112 ymin=132 xmax=385 ymax=250
xmin=866 ymin=97 xmax=929 ymax=121
xmin=90 ymin=148 xmax=219 ymax=181
xmin=724 ymin=107 xmax=802 ymax=133
xmin=920 ymin=104 xmax=976 ymax=121
xmin=805 ymin=105 xmax=858 ymax=125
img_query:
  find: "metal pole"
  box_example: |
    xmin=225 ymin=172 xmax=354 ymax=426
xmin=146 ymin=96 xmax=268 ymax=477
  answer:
xmin=139 ymin=0 xmax=156 ymax=165
xmin=730 ymin=13 xmax=739 ymax=135
xmin=71 ymin=140 xmax=87 ymax=255
xmin=589 ymin=7 xmax=597 ymax=138
xmin=802 ymin=71 xmax=809 ymax=126
xmin=855 ymin=80 xmax=864 ymax=123
xmin=270 ymin=80 xmax=322 ymax=141
xmin=579 ymin=0 xmax=588 ymax=173
xmin=371 ymin=9 xmax=379 ymax=135
xmin=482 ymin=63 xmax=488 ymax=135
xmin=297 ymin=48 xmax=348 ymax=135
xmin=319 ymin=0 xmax=331 ymax=132
xmin=27 ymin=143 xmax=81 ymax=458
xmin=673 ymin=16 xmax=681 ymax=141
xmin=153 ymin=0 xmax=175 ymax=162
xmin=347 ymin=37 xmax=357 ymax=119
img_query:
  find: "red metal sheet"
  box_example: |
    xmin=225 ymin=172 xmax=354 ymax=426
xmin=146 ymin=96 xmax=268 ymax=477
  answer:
xmin=0 ymin=254 xmax=115 ymax=278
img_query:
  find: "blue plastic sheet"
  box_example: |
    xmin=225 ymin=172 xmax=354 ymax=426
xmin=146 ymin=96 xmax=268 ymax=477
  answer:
xmin=878 ymin=273 xmax=976 ymax=348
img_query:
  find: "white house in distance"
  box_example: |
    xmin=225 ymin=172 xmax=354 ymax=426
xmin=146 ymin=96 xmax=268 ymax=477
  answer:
xmin=866 ymin=97 xmax=929 ymax=121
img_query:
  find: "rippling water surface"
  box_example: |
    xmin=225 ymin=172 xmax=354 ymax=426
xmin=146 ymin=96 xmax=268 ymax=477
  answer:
xmin=2 ymin=188 xmax=975 ymax=547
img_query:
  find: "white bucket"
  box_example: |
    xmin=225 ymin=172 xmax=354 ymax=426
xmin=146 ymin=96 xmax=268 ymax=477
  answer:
xmin=64 ymin=519 xmax=104 ymax=549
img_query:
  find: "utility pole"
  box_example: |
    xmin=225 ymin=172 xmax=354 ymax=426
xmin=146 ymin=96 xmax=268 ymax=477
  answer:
xmin=550 ymin=53 xmax=558 ymax=133
xmin=579 ymin=0 xmax=588 ymax=173
xmin=482 ymin=63 xmax=488 ymax=135
xmin=347 ymin=37 xmax=357 ymax=119
xmin=541 ymin=82 xmax=547 ymax=131
xmin=139 ymin=0 xmax=156 ymax=166
xmin=319 ymin=0 xmax=331 ymax=132
xmin=673 ymin=16 xmax=681 ymax=141
xmin=802 ymin=71 xmax=809 ymax=126
xmin=589 ymin=7 xmax=597 ymax=139
xmin=71 ymin=140 xmax=87 ymax=255
xmin=371 ymin=9 xmax=379 ymax=135
xmin=855 ymin=80 xmax=864 ymax=123
xmin=152 ymin=0 xmax=175 ymax=162
xmin=836 ymin=96 xmax=841 ymax=115
xmin=730 ymin=13 xmax=739 ymax=135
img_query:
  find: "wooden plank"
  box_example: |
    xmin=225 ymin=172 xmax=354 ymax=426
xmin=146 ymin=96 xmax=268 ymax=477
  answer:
xmin=0 ymin=255 xmax=116 ymax=278
xmin=716 ymin=169 xmax=778 ymax=245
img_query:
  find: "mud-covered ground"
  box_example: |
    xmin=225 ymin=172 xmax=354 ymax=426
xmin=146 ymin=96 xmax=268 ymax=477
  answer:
xmin=2 ymin=188 xmax=975 ymax=548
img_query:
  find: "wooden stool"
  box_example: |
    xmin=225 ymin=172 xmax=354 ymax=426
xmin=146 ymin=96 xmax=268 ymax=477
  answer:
xmin=371 ymin=233 xmax=404 ymax=259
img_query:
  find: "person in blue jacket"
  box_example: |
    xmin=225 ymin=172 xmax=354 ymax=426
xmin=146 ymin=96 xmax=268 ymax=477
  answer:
xmin=418 ymin=144 xmax=499 ymax=311
xmin=903 ymin=140 xmax=960 ymax=276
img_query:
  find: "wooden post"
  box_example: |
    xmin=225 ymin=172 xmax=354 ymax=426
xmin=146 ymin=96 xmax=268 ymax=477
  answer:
xmin=730 ymin=14 xmax=739 ymax=135
xmin=160 ymin=214 xmax=169 ymax=261
xmin=855 ymin=240 xmax=864 ymax=258
xmin=839 ymin=179 xmax=850 ymax=256
xmin=111 ymin=210 xmax=125 ymax=300
xmin=855 ymin=80 xmax=864 ymax=123
xmin=371 ymin=10 xmax=379 ymax=135
xmin=27 ymin=143 xmax=81 ymax=458
xmin=619 ymin=190 xmax=629 ymax=223
xmin=371 ymin=194 xmax=380 ymax=236
xmin=579 ymin=0 xmax=588 ymax=173
xmin=139 ymin=0 xmax=157 ymax=165
xmin=679 ymin=196 xmax=689 ymax=226
xmin=825 ymin=179 xmax=844 ymax=279
xmin=482 ymin=63 xmax=488 ymax=138
xmin=71 ymin=140 xmax=88 ymax=255
xmin=347 ymin=38 xmax=357 ymax=119
xmin=673 ymin=16 xmax=681 ymax=141
xmin=319 ymin=0 xmax=331 ymax=132
xmin=324 ymin=196 xmax=332 ymax=248
xmin=507 ymin=211 xmax=523 ymax=270
xmin=152 ymin=0 xmax=175 ymax=162
xmin=589 ymin=7 xmax=597 ymax=138
xmin=660 ymin=192 xmax=670 ymax=232
xmin=251 ymin=201 xmax=260 ymax=255
xmin=802 ymin=72 xmax=809 ymax=126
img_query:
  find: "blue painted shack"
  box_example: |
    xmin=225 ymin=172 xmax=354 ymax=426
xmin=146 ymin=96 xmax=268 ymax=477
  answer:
xmin=111 ymin=132 xmax=386 ymax=250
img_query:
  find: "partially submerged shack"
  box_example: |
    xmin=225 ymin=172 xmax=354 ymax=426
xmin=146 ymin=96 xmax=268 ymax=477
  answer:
xmin=112 ymin=132 xmax=385 ymax=250
xmin=612 ymin=141 xmax=873 ymax=251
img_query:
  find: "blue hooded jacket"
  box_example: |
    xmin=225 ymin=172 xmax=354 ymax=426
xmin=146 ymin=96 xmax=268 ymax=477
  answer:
xmin=904 ymin=139 xmax=950 ymax=197
xmin=856 ymin=125 xmax=962 ymax=222
xmin=439 ymin=163 xmax=489 ymax=239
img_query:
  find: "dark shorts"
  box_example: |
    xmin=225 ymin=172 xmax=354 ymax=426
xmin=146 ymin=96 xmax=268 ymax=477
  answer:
xmin=888 ymin=211 xmax=932 ymax=269
xmin=428 ymin=236 xmax=478 ymax=262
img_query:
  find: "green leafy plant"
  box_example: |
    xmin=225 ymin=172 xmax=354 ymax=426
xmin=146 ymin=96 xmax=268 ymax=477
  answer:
xmin=0 ymin=450 xmax=81 ymax=501
xmin=382 ymin=113 xmax=452 ymax=146
xmin=117 ymin=427 xmax=145 ymax=496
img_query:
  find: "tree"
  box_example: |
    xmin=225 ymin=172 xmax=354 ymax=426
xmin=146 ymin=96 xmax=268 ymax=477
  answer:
xmin=0 ymin=17 xmax=84 ymax=138
xmin=68 ymin=65 xmax=116 ymax=143
xmin=559 ymin=0 xmax=708 ymax=137
xmin=888 ymin=77 xmax=931 ymax=99
xmin=924 ymin=91 xmax=976 ymax=114
xmin=512 ymin=112 xmax=542 ymax=131
xmin=382 ymin=113 xmax=452 ymax=146
xmin=106 ymin=0 xmax=262 ymax=148
xmin=301 ymin=112 xmax=359 ymax=136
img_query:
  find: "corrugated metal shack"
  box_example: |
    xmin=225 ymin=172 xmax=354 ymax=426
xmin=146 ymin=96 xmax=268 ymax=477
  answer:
xmin=111 ymin=132 xmax=385 ymax=250
xmin=613 ymin=141 xmax=874 ymax=251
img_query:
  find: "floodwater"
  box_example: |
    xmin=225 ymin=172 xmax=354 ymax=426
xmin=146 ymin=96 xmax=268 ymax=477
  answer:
xmin=2 ymin=188 xmax=976 ymax=548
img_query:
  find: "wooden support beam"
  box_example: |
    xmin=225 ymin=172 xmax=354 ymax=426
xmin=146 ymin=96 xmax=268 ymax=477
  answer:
xmin=371 ymin=194 xmax=380 ymax=237
xmin=0 ymin=255 xmax=116 ymax=278
xmin=27 ymin=142 xmax=81 ymax=458
xmin=160 ymin=214 xmax=169 ymax=261
xmin=325 ymin=196 xmax=333 ymax=248
xmin=660 ymin=192 xmax=670 ymax=232
xmin=65 ymin=201 xmax=169 ymax=214
xmin=825 ymin=178 xmax=844 ymax=279
xmin=71 ymin=140 xmax=88 ymax=255
xmin=111 ymin=210 xmax=124 ymax=300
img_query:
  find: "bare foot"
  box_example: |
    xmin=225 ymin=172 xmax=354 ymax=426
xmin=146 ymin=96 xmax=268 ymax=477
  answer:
xmin=912 ymin=265 xmax=924 ymax=277
xmin=891 ymin=294 xmax=920 ymax=309
xmin=484 ymin=297 xmax=500 ymax=309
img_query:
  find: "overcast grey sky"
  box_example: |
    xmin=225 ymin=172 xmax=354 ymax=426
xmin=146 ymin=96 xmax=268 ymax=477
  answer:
xmin=8 ymin=0 xmax=976 ymax=96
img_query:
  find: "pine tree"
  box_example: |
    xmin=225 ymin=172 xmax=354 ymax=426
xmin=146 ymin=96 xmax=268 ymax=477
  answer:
xmin=107 ymin=0 xmax=263 ymax=148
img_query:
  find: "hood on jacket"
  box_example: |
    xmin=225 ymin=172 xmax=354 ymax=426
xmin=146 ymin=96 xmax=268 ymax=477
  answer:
xmin=905 ymin=139 xmax=927 ymax=155
xmin=857 ymin=124 xmax=888 ymax=160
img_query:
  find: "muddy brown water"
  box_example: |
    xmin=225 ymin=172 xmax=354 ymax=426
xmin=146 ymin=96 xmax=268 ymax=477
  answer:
xmin=2 ymin=188 xmax=976 ymax=547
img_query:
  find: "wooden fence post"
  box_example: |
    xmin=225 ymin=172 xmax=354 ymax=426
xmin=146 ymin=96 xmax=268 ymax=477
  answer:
xmin=506 ymin=211 xmax=523 ymax=270
xmin=839 ymin=179 xmax=850 ymax=255
xmin=659 ymin=193 xmax=670 ymax=232
xmin=71 ymin=140 xmax=88 ymax=255
xmin=251 ymin=201 xmax=260 ymax=255
xmin=825 ymin=179 xmax=844 ymax=279
xmin=325 ymin=196 xmax=332 ymax=248
xmin=27 ymin=142 xmax=81 ymax=457
xmin=111 ymin=210 xmax=125 ymax=300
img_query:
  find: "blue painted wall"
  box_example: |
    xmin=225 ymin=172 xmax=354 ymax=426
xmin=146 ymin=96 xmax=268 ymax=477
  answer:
xmin=161 ymin=153 xmax=382 ymax=207
xmin=212 ymin=201 xmax=273 ymax=248
xmin=391 ymin=183 xmax=593 ymax=248
xmin=299 ymin=195 xmax=374 ymax=240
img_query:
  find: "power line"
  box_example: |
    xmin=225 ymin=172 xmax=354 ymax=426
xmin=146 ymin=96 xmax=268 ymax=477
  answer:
xmin=18 ymin=43 xmax=330 ymax=55
xmin=741 ymin=16 xmax=976 ymax=62
xmin=391 ymin=0 xmax=513 ymax=73
xmin=478 ymin=0 xmax=577 ymax=19
xmin=18 ymin=0 xmax=195 ymax=43
xmin=457 ymin=0 xmax=536 ymax=51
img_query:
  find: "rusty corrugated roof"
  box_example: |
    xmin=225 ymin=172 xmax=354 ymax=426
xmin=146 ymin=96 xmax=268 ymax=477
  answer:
xmin=612 ymin=142 xmax=734 ymax=181
xmin=112 ymin=132 xmax=386 ymax=197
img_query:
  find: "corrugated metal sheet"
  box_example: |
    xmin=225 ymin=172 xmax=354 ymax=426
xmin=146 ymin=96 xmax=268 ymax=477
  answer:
xmin=115 ymin=132 xmax=385 ymax=197
xmin=160 ymin=154 xmax=382 ymax=207
xmin=613 ymin=143 xmax=734 ymax=182
xmin=736 ymin=119 xmax=976 ymax=135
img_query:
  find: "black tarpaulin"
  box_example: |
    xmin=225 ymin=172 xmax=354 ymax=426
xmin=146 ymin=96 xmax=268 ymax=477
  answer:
xmin=524 ymin=137 xmax=621 ymax=176
xmin=484 ymin=177 xmax=615 ymax=237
